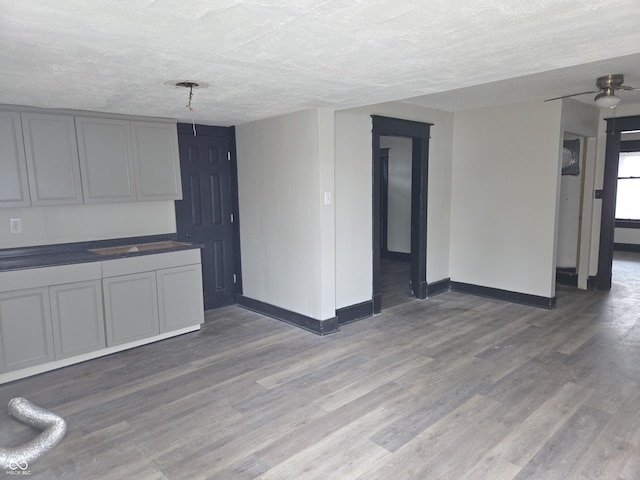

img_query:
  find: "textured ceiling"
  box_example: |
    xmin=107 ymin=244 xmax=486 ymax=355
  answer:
xmin=2 ymin=0 xmax=640 ymax=125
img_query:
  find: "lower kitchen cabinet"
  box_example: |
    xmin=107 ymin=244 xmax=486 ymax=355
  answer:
xmin=0 ymin=287 xmax=55 ymax=373
xmin=0 ymin=248 xmax=203 ymax=383
xmin=50 ymin=280 xmax=106 ymax=359
xmin=103 ymin=271 xmax=159 ymax=347
xmin=157 ymin=264 xmax=204 ymax=332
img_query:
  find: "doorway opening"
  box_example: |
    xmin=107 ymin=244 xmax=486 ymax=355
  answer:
xmin=556 ymin=134 xmax=587 ymax=288
xmin=596 ymin=114 xmax=640 ymax=290
xmin=371 ymin=116 xmax=432 ymax=313
xmin=379 ymin=138 xmax=412 ymax=308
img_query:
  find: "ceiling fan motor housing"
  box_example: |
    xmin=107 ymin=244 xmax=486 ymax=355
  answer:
xmin=596 ymin=74 xmax=624 ymax=90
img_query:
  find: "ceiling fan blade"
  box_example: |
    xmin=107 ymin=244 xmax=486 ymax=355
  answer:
xmin=617 ymin=85 xmax=638 ymax=91
xmin=544 ymin=90 xmax=597 ymax=102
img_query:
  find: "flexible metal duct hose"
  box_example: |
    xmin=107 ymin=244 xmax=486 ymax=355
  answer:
xmin=0 ymin=397 xmax=67 ymax=471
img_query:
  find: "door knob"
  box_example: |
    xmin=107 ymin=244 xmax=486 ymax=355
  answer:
xmin=186 ymin=233 xmax=193 ymax=239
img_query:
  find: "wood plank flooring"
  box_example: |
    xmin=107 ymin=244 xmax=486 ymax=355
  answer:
xmin=380 ymin=257 xmax=412 ymax=309
xmin=1 ymin=252 xmax=640 ymax=479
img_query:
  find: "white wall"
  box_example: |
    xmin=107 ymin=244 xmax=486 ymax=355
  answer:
xmin=380 ymin=136 xmax=412 ymax=254
xmin=334 ymin=111 xmax=374 ymax=308
xmin=235 ymin=108 xmax=336 ymax=320
xmin=335 ymin=102 xmax=454 ymax=309
xmin=0 ymin=201 xmax=176 ymax=249
xmin=450 ymin=101 xmax=563 ymax=298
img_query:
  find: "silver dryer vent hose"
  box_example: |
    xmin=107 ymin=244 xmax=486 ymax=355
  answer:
xmin=0 ymin=397 xmax=67 ymax=470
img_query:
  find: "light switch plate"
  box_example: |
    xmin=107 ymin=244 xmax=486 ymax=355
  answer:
xmin=10 ymin=218 xmax=22 ymax=234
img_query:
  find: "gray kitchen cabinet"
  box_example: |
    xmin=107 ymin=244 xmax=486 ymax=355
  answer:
xmin=157 ymin=264 xmax=204 ymax=332
xmin=21 ymin=112 xmax=83 ymax=205
xmin=103 ymin=271 xmax=159 ymax=346
xmin=0 ymin=249 xmax=202 ymax=384
xmin=131 ymin=121 xmax=182 ymax=200
xmin=76 ymin=116 xmax=136 ymax=203
xmin=0 ymin=287 xmax=55 ymax=373
xmin=0 ymin=111 xmax=30 ymax=207
xmin=50 ymin=280 xmax=106 ymax=359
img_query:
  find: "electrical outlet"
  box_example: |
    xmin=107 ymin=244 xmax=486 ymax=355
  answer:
xmin=10 ymin=218 xmax=22 ymax=234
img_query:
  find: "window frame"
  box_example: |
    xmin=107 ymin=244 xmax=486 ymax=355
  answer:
xmin=614 ymin=139 xmax=640 ymax=229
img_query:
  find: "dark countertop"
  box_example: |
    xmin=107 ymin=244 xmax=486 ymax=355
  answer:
xmin=0 ymin=234 xmax=203 ymax=272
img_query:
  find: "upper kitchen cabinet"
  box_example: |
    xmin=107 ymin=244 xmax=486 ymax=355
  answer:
xmin=76 ymin=116 xmax=136 ymax=203
xmin=0 ymin=111 xmax=30 ymax=207
xmin=21 ymin=112 xmax=83 ymax=206
xmin=131 ymin=121 xmax=182 ymax=200
xmin=1 ymin=106 xmax=182 ymax=207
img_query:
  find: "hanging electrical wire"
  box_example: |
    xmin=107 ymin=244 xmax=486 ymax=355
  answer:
xmin=184 ymin=82 xmax=197 ymax=136
xmin=169 ymin=80 xmax=208 ymax=136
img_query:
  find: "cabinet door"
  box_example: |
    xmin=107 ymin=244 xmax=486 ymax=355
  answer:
xmin=157 ymin=264 xmax=204 ymax=332
xmin=0 ymin=111 xmax=30 ymax=207
xmin=103 ymin=272 xmax=159 ymax=346
xmin=21 ymin=112 xmax=83 ymax=205
xmin=131 ymin=121 xmax=182 ymax=200
xmin=0 ymin=288 xmax=54 ymax=373
xmin=50 ymin=280 xmax=106 ymax=359
xmin=76 ymin=116 xmax=136 ymax=203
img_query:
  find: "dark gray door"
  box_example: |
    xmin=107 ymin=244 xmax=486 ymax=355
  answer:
xmin=175 ymin=124 xmax=237 ymax=310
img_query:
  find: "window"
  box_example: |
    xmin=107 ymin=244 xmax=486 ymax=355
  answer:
xmin=615 ymin=151 xmax=640 ymax=222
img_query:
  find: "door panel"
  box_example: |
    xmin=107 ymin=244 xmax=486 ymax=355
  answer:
xmin=175 ymin=126 xmax=236 ymax=310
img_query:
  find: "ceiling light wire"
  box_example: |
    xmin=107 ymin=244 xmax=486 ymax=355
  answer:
xmin=167 ymin=80 xmax=208 ymax=136
xmin=185 ymin=84 xmax=197 ymax=136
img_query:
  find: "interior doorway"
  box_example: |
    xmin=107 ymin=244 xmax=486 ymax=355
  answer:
xmin=371 ymin=116 xmax=432 ymax=313
xmin=379 ymin=137 xmax=412 ymax=308
xmin=556 ymin=134 xmax=586 ymax=287
xmin=596 ymin=114 xmax=640 ymax=290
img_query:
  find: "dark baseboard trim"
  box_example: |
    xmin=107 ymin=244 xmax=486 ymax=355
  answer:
xmin=426 ymin=278 xmax=451 ymax=297
xmin=236 ymin=295 xmax=339 ymax=335
xmin=382 ymin=251 xmax=411 ymax=262
xmin=413 ymin=280 xmax=428 ymax=299
xmin=587 ymin=275 xmax=598 ymax=289
xmin=336 ymin=300 xmax=374 ymax=325
xmin=555 ymin=270 xmax=578 ymax=287
xmin=614 ymin=242 xmax=640 ymax=252
xmin=449 ymin=281 xmax=556 ymax=309
xmin=373 ymin=293 xmax=382 ymax=314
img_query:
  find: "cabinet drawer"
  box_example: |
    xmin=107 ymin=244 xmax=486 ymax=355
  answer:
xmin=101 ymin=249 xmax=201 ymax=277
xmin=0 ymin=262 xmax=102 ymax=293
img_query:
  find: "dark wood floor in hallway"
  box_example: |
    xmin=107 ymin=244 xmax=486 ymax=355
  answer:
xmin=1 ymin=252 xmax=639 ymax=479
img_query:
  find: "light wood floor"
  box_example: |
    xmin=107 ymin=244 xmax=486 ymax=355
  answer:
xmin=1 ymin=252 xmax=640 ymax=479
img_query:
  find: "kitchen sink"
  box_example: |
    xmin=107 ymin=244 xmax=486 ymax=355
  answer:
xmin=88 ymin=241 xmax=191 ymax=256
